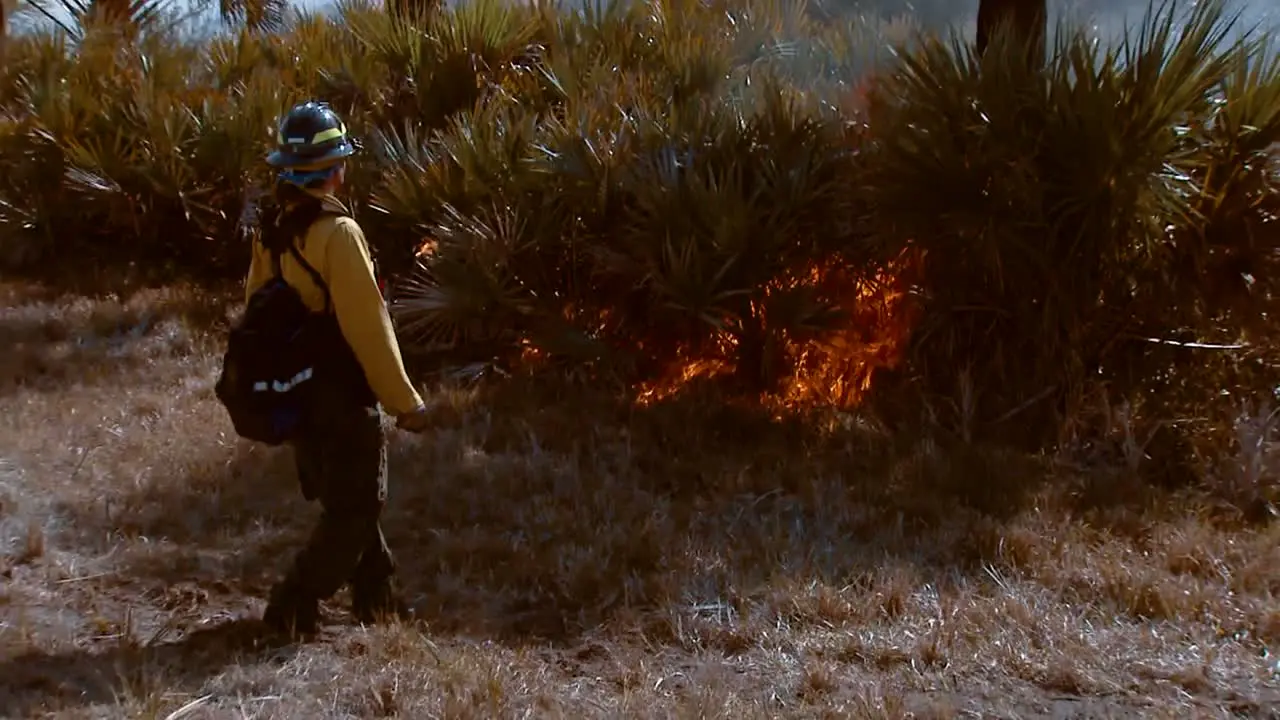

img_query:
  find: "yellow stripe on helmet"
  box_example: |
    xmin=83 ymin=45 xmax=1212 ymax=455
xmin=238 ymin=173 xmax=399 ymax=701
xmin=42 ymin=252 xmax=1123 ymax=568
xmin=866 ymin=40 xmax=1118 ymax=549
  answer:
xmin=311 ymin=126 xmax=344 ymax=144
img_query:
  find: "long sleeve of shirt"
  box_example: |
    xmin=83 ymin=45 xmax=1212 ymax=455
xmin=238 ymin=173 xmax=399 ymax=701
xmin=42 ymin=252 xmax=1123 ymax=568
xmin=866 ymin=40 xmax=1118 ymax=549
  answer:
xmin=322 ymin=217 xmax=425 ymax=417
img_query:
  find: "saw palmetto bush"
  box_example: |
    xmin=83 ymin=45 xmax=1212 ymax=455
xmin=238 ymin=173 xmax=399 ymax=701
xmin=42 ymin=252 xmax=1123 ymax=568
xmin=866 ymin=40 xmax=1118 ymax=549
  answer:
xmin=384 ymin=83 xmax=871 ymax=387
xmin=377 ymin=0 xmax=888 ymax=388
xmin=0 ymin=0 xmax=550 ymax=276
xmin=0 ymin=16 xmax=289 ymax=274
xmin=0 ymin=0 xmax=893 ymax=391
xmin=862 ymin=0 xmax=1280 ymax=452
xmin=3 ymin=0 xmax=1279 ymax=480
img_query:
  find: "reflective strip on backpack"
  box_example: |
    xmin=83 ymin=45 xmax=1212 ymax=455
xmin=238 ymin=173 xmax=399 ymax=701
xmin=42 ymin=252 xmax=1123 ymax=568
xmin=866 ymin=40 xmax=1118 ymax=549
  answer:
xmin=251 ymin=367 xmax=314 ymax=393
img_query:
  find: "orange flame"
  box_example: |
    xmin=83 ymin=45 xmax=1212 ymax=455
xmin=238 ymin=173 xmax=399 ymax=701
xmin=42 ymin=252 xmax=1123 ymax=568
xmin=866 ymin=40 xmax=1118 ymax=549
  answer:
xmin=415 ymin=236 xmax=438 ymax=259
xmin=412 ymin=242 xmax=921 ymax=409
xmin=419 ymin=77 xmax=915 ymax=409
xmin=780 ymin=250 xmax=921 ymax=408
xmin=634 ymin=249 xmax=922 ymax=409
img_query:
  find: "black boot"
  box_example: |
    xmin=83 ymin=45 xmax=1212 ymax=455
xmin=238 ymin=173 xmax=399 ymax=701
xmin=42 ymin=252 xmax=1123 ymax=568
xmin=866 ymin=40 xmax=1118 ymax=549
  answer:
xmin=350 ymin=577 xmax=412 ymax=625
xmin=262 ymin=579 xmax=320 ymax=638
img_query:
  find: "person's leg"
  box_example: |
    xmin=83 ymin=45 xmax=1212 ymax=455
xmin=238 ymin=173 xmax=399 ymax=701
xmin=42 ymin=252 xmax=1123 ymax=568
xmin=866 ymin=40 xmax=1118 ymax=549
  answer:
xmin=349 ymin=522 xmax=394 ymax=589
xmin=349 ymin=519 xmax=412 ymax=623
xmin=264 ymin=404 xmax=386 ymax=635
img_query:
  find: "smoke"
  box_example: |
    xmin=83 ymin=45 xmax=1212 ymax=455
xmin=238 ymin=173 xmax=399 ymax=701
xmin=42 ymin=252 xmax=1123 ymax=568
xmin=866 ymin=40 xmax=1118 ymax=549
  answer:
xmin=873 ymin=0 xmax=1279 ymax=41
xmin=1067 ymin=0 xmax=1274 ymax=37
xmin=1058 ymin=0 xmax=1275 ymax=45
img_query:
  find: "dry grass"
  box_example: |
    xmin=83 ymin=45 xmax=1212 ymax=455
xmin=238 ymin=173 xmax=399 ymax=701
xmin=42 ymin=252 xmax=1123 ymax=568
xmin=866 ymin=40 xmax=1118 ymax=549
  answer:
xmin=0 ymin=281 xmax=1277 ymax=719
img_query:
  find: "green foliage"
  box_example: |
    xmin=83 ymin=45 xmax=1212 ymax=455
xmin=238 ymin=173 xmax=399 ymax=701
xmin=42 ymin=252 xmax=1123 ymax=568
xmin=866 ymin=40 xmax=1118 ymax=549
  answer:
xmin=367 ymin=0 xmax=882 ymax=385
xmin=863 ymin=0 xmax=1280 ymax=448
xmin=0 ymin=19 xmax=283 ymax=274
xmin=1 ymin=0 xmax=1279 ymax=462
xmin=1 ymin=0 xmax=887 ymax=379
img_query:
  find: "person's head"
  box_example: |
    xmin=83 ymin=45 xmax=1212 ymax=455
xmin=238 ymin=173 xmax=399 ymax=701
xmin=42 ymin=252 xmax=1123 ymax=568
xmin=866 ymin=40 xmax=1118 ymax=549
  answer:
xmin=266 ymin=101 xmax=357 ymax=201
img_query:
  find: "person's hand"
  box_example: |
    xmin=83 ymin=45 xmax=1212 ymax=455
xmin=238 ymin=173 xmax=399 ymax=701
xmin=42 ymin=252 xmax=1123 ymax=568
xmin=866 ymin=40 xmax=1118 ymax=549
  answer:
xmin=395 ymin=405 xmax=431 ymax=433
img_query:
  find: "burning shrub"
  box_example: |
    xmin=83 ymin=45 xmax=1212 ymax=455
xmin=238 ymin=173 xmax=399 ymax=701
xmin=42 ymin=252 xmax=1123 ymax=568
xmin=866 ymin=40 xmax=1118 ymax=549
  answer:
xmin=376 ymin=0 xmax=892 ymax=391
xmin=0 ymin=0 xmax=904 ymax=399
xmin=1 ymin=0 xmax=1279 ymax=489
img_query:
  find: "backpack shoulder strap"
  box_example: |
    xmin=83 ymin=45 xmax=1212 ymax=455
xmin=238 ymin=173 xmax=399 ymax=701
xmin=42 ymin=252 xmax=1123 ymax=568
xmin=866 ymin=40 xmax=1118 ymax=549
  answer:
xmin=298 ymin=209 xmax=353 ymax=315
xmin=269 ymin=247 xmax=284 ymax=278
xmin=268 ymin=204 xmax=350 ymax=315
xmin=286 ymin=242 xmax=332 ymax=314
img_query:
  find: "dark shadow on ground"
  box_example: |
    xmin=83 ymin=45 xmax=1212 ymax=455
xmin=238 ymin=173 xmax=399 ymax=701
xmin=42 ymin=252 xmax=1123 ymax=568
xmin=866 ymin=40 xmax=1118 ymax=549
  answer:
xmin=0 ymin=282 xmax=236 ymax=398
xmin=49 ymin=444 xmax=311 ymax=601
xmin=0 ymin=618 xmax=299 ymax=718
xmin=48 ymin=373 xmax=1071 ymax=648
xmin=381 ymin=378 xmax=1058 ymax=642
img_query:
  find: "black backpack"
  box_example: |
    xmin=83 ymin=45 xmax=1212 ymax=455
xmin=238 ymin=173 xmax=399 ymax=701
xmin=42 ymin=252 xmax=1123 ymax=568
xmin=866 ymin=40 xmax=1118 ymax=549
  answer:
xmin=214 ymin=201 xmax=368 ymax=445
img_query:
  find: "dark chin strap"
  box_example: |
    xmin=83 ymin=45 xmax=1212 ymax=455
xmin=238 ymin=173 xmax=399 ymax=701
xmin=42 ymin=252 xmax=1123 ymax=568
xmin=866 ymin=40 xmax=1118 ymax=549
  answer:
xmin=277 ymin=163 xmax=340 ymax=190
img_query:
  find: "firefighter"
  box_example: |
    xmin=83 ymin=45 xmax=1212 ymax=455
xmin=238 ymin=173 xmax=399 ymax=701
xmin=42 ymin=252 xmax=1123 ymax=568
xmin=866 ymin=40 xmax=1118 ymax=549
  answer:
xmin=244 ymin=100 xmax=430 ymax=636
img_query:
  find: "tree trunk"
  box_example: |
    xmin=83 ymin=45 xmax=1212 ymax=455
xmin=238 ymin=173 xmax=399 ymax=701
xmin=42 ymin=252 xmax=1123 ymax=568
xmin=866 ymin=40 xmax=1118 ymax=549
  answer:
xmin=976 ymin=0 xmax=1047 ymax=64
xmin=387 ymin=0 xmax=439 ymax=22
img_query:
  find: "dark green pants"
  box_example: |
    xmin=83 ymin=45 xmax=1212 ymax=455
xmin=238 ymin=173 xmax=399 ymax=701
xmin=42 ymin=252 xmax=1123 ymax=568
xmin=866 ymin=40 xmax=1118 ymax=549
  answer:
xmin=285 ymin=397 xmax=395 ymax=601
